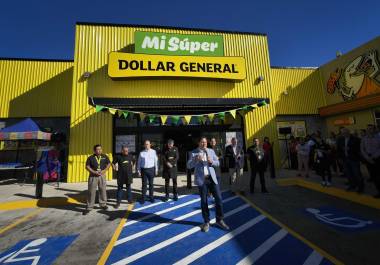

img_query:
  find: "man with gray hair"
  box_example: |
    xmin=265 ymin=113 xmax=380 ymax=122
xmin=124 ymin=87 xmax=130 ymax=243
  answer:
xmin=162 ymin=139 xmax=179 ymax=201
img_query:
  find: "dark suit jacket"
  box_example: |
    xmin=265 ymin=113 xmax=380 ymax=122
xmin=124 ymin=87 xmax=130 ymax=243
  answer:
xmin=336 ymin=135 xmax=361 ymax=161
xmin=225 ymin=144 xmax=244 ymax=169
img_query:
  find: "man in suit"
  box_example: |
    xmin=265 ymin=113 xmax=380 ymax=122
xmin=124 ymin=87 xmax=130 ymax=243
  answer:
xmin=247 ymin=138 xmax=268 ymax=193
xmin=337 ymin=127 xmax=363 ymax=192
xmin=162 ymin=139 xmax=179 ymax=201
xmin=209 ymin=137 xmax=223 ymax=185
xmin=187 ymin=136 xmax=229 ymax=232
xmin=225 ymin=137 xmax=245 ymax=194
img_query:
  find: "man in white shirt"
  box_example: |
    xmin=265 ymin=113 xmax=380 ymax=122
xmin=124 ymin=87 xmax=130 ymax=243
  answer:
xmin=137 ymin=140 xmax=158 ymax=203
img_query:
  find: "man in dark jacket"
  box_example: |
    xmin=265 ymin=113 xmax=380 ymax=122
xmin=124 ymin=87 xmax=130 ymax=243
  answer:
xmin=225 ymin=137 xmax=245 ymax=193
xmin=162 ymin=139 xmax=179 ymax=201
xmin=112 ymin=146 xmax=134 ymax=208
xmin=247 ymin=138 xmax=268 ymax=193
xmin=210 ymin=137 xmax=223 ymax=185
xmin=337 ymin=127 xmax=363 ymax=192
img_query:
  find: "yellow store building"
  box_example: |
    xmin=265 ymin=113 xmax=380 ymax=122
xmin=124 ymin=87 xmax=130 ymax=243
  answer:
xmin=0 ymin=22 xmax=379 ymax=182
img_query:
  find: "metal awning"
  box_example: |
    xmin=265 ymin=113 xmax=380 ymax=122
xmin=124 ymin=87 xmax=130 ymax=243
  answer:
xmin=90 ymin=97 xmax=269 ymax=115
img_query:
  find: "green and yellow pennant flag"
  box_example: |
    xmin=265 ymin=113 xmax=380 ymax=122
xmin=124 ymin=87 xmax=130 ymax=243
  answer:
xmin=208 ymin=113 xmax=215 ymax=122
xmin=171 ymin=116 xmax=180 ymax=125
xmin=161 ymin=115 xmax=168 ymax=125
xmin=95 ymin=105 xmax=105 ymax=112
xmin=148 ymin=115 xmax=156 ymax=123
xmin=108 ymin=108 xmax=117 ymax=115
xmin=229 ymin=109 xmax=236 ymax=119
xmin=122 ymin=111 xmax=129 ymax=119
xmin=184 ymin=115 xmax=192 ymax=124
xmin=139 ymin=113 xmax=146 ymax=121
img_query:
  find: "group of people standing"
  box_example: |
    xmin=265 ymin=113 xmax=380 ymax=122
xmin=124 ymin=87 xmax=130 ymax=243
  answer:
xmin=289 ymin=124 xmax=380 ymax=198
xmin=82 ymin=136 xmax=275 ymax=232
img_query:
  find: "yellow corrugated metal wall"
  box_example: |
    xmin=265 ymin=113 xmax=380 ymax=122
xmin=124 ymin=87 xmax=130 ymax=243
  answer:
xmin=68 ymin=24 xmax=279 ymax=182
xmin=0 ymin=59 xmax=73 ymax=118
xmin=271 ymin=68 xmax=326 ymax=115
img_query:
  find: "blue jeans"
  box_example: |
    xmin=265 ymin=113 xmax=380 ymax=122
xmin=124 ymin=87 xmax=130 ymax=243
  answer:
xmin=117 ymin=182 xmax=132 ymax=203
xmin=198 ymin=177 xmax=224 ymax=223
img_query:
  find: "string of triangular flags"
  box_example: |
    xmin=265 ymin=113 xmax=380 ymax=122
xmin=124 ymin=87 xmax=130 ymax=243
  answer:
xmin=94 ymin=100 xmax=268 ymax=125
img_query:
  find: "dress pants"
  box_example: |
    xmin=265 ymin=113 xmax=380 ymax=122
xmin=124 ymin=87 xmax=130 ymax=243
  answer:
xmin=117 ymin=181 xmax=132 ymax=203
xmin=367 ymin=157 xmax=380 ymax=193
xmin=165 ymin=178 xmax=178 ymax=197
xmin=250 ymin=166 xmax=266 ymax=192
xmin=198 ymin=177 xmax=224 ymax=223
xmin=141 ymin=167 xmax=155 ymax=200
xmin=87 ymin=175 xmax=107 ymax=209
xmin=344 ymin=159 xmax=363 ymax=190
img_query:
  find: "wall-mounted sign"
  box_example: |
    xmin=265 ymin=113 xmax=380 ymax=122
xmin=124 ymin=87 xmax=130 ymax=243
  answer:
xmin=108 ymin=52 xmax=246 ymax=81
xmin=135 ymin=31 xmax=224 ymax=56
xmin=276 ymin=121 xmax=306 ymax=139
xmin=333 ymin=117 xmax=355 ymax=126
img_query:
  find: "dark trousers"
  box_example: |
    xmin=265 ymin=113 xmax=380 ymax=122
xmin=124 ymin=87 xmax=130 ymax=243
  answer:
xmin=367 ymin=157 xmax=380 ymax=193
xmin=198 ymin=177 xmax=224 ymax=223
xmin=187 ymin=168 xmax=193 ymax=189
xmin=141 ymin=167 xmax=155 ymax=200
xmin=117 ymin=182 xmax=132 ymax=203
xmin=316 ymin=160 xmax=332 ymax=182
xmin=165 ymin=178 xmax=178 ymax=196
xmin=35 ymin=172 xmax=44 ymax=199
xmin=344 ymin=159 xmax=363 ymax=190
xmin=290 ymin=153 xmax=298 ymax=170
xmin=250 ymin=167 xmax=266 ymax=192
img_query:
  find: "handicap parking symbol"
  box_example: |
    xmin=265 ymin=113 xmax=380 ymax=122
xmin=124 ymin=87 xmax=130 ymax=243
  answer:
xmin=0 ymin=235 xmax=78 ymax=265
xmin=304 ymin=206 xmax=379 ymax=232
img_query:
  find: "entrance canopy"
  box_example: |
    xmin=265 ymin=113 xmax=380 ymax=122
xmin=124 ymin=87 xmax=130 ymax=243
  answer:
xmin=0 ymin=118 xmax=51 ymax=141
xmin=91 ymin=97 xmax=270 ymax=115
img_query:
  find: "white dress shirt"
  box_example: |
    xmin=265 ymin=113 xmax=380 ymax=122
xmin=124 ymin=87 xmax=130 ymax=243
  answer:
xmin=137 ymin=149 xmax=158 ymax=173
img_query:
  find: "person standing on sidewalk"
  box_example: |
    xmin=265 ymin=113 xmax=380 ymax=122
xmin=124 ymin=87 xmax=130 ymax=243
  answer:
xmin=225 ymin=137 xmax=245 ymax=194
xmin=210 ymin=137 xmax=223 ymax=185
xmin=314 ymin=138 xmax=332 ymax=187
xmin=112 ymin=145 xmax=134 ymax=208
xmin=247 ymin=138 xmax=268 ymax=194
xmin=83 ymin=144 xmax=111 ymax=215
xmin=162 ymin=139 xmax=179 ymax=201
xmin=187 ymin=136 xmax=229 ymax=233
xmin=137 ymin=140 xmax=158 ymax=204
xmin=361 ymin=124 xmax=380 ymax=198
xmin=296 ymin=137 xmax=310 ymax=178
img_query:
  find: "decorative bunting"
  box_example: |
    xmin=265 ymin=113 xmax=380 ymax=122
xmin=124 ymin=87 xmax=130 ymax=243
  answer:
xmin=208 ymin=113 xmax=215 ymax=122
xmin=161 ymin=115 xmax=168 ymax=124
xmin=184 ymin=115 xmax=192 ymax=124
xmin=139 ymin=113 xmax=146 ymax=121
xmin=171 ymin=116 xmax=180 ymax=125
xmin=229 ymin=109 xmax=236 ymax=119
xmin=93 ymin=100 xmax=269 ymax=126
xmin=122 ymin=111 xmax=129 ymax=119
xmin=95 ymin=105 xmax=105 ymax=112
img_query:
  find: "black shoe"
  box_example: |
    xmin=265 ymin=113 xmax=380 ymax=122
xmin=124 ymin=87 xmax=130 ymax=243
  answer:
xmin=101 ymin=205 xmax=108 ymax=210
xmin=262 ymin=189 xmax=269 ymax=194
xmin=240 ymin=191 xmax=246 ymax=196
xmin=250 ymin=190 xmax=254 ymax=194
xmin=163 ymin=196 xmax=169 ymax=202
xmin=346 ymin=186 xmax=356 ymax=192
xmin=173 ymin=195 xmax=178 ymax=201
xmin=140 ymin=198 xmax=145 ymax=204
xmin=150 ymin=198 xmax=155 ymax=203
xmin=83 ymin=209 xmax=90 ymax=215
xmin=200 ymin=222 xmax=210 ymax=232
xmin=216 ymin=220 xmax=230 ymax=230
xmin=114 ymin=203 xmax=120 ymax=209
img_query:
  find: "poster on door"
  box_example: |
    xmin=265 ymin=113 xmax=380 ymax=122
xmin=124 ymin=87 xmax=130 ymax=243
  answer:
xmin=225 ymin=131 xmax=243 ymax=148
xmin=115 ymin=135 xmax=136 ymax=153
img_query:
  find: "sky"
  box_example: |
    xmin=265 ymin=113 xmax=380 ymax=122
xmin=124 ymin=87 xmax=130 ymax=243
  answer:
xmin=0 ymin=0 xmax=379 ymax=67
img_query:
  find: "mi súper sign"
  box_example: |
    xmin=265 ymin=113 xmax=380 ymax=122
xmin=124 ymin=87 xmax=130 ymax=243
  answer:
xmin=108 ymin=52 xmax=246 ymax=81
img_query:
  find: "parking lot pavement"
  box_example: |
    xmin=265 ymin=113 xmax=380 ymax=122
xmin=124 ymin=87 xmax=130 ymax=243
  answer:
xmin=0 ymin=173 xmax=379 ymax=265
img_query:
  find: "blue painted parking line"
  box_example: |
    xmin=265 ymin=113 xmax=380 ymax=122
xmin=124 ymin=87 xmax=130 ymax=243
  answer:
xmin=105 ymin=192 xmax=335 ymax=265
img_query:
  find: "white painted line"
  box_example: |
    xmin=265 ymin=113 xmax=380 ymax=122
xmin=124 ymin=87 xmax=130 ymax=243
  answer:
xmin=236 ymin=229 xmax=288 ymax=265
xmin=173 ymin=215 xmax=267 ymax=265
xmin=302 ymin=250 xmax=324 ymax=265
xmin=124 ymin=198 xmax=201 ymax=227
xmin=111 ymin=203 xmax=250 ymax=265
xmin=115 ymin=195 xmax=238 ymax=246
xmin=133 ymin=195 xmax=187 ymax=212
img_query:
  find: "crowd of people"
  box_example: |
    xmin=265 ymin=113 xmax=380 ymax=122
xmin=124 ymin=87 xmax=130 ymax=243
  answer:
xmin=288 ymin=124 xmax=380 ymax=198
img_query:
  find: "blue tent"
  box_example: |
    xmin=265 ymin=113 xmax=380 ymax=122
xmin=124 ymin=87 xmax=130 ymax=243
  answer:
xmin=0 ymin=118 xmax=51 ymax=140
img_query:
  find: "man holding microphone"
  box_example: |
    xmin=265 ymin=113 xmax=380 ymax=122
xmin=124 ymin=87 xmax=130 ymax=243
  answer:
xmin=187 ymin=136 xmax=229 ymax=232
